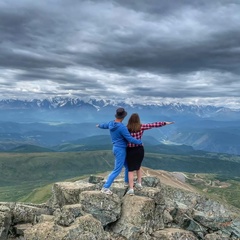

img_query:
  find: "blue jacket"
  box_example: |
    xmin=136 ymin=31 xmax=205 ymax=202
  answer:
xmin=98 ymin=121 xmax=142 ymax=148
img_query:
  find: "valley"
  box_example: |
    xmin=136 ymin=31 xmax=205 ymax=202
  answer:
xmin=0 ymin=98 xmax=240 ymax=209
xmin=0 ymin=149 xmax=240 ymax=209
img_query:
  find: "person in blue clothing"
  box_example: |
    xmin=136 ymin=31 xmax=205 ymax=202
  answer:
xmin=96 ymin=107 xmax=142 ymax=195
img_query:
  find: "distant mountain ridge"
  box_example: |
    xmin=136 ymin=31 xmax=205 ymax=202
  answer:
xmin=0 ymin=97 xmax=239 ymax=118
xmin=0 ymin=97 xmax=240 ymax=155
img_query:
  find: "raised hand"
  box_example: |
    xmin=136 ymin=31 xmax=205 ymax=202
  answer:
xmin=165 ymin=121 xmax=174 ymax=125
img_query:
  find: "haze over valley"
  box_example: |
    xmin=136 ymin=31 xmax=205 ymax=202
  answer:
xmin=0 ymin=98 xmax=239 ymax=155
xmin=0 ymin=97 xmax=239 ymax=211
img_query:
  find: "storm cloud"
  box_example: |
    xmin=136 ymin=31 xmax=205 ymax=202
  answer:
xmin=0 ymin=0 xmax=240 ymax=108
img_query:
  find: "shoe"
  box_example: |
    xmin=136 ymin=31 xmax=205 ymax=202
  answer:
xmin=101 ymin=188 xmax=113 ymax=195
xmin=135 ymin=183 xmax=143 ymax=190
xmin=124 ymin=182 xmax=129 ymax=187
xmin=126 ymin=189 xmax=134 ymax=196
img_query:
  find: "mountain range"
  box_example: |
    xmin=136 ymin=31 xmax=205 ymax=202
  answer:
xmin=0 ymin=97 xmax=240 ymax=155
xmin=1 ymin=97 xmax=240 ymax=121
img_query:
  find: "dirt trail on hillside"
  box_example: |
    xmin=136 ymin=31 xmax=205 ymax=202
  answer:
xmin=141 ymin=167 xmax=198 ymax=193
xmin=99 ymin=167 xmax=198 ymax=193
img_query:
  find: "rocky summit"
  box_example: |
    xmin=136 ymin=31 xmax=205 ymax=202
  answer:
xmin=0 ymin=169 xmax=240 ymax=240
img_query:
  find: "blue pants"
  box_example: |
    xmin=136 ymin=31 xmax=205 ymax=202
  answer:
xmin=103 ymin=146 xmax=128 ymax=188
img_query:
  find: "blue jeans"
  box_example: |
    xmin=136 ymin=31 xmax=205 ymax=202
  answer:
xmin=103 ymin=146 xmax=128 ymax=188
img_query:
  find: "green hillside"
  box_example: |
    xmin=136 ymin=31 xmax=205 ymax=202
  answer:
xmin=18 ymin=175 xmax=89 ymax=204
xmin=11 ymin=144 xmax=54 ymax=153
xmin=0 ymin=149 xmax=240 ymax=206
xmin=185 ymin=173 xmax=240 ymax=209
xmin=0 ymin=151 xmax=114 ymax=202
xmin=143 ymin=152 xmax=240 ymax=176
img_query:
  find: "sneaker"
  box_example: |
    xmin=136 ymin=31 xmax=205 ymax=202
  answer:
xmin=101 ymin=188 xmax=113 ymax=195
xmin=135 ymin=183 xmax=143 ymax=190
xmin=126 ymin=189 xmax=134 ymax=196
xmin=124 ymin=182 xmax=129 ymax=187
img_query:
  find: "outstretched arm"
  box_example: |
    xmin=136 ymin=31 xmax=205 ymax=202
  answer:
xmin=96 ymin=123 xmax=109 ymax=129
xmin=141 ymin=121 xmax=174 ymax=130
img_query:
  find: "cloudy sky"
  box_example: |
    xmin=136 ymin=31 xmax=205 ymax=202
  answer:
xmin=0 ymin=0 xmax=240 ymax=108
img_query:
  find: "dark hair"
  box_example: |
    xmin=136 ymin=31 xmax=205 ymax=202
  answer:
xmin=127 ymin=113 xmax=141 ymax=132
xmin=115 ymin=108 xmax=127 ymax=119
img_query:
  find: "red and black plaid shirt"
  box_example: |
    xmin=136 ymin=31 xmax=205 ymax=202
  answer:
xmin=127 ymin=122 xmax=166 ymax=147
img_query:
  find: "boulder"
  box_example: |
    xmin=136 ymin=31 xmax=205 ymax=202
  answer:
xmin=204 ymin=232 xmax=232 ymax=240
xmin=53 ymin=204 xmax=83 ymax=226
xmin=111 ymin=181 xmax=128 ymax=198
xmin=88 ymin=175 xmax=104 ymax=184
xmin=134 ymin=186 xmax=165 ymax=205
xmin=142 ymin=176 xmax=161 ymax=188
xmin=11 ymin=223 xmax=32 ymax=238
xmin=12 ymin=203 xmax=52 ymax=224
xmin=111 ymin=195 xmax=156 ymax=239
xmin=152 ymin=228 xmax=198 ymax=240
xmin=50 ymin=181 xmax=96 ymax=207
xmin=0 ymin=206 xmax=11 ymax=240
xmin=79 ymin=191 xmax=121 ymax=226
xmin=24 ymin=214 xmax=110 ymax=240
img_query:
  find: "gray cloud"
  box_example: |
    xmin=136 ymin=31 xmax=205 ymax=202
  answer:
xmin=0 ymin=0 xmax=240 ymax=108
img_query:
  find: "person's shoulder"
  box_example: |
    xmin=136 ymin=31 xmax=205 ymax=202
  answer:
xmin=119 ymin=122 xmax=127 ymax=128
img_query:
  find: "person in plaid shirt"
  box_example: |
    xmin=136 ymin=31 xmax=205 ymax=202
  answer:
xmin=126 ymin=113 xmax=174 ymax=195
xmin=97 ymin=108 xmax=142 ymax=195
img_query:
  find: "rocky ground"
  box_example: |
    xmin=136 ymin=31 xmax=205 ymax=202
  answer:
xmin=1 ymin=167 xmax=240 ymax=240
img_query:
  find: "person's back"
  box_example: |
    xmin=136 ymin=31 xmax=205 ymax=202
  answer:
xmin=100 ymin=120 xmax=141 ymax=147
xmin=97 ymin=108 xmax=142 ymax=195
xmin=125 ymin=113 xmax=174 ymax=196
